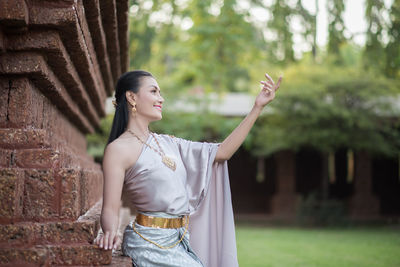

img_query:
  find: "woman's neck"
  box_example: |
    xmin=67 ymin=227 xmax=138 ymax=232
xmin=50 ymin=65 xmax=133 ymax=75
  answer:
xmin=125 ymin=117 xmax=150 ymax=137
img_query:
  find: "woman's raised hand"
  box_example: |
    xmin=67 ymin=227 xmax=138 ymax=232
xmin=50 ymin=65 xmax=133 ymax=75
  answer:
xmin=93 ymin=229 xmax=122 ymax=251
xmin=255 ymin=73 xmax=282 ymax=108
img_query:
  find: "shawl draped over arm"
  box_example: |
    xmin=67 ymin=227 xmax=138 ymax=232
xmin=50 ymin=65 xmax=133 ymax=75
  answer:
xmin=174 ymin=137 xmax=239 ymax=267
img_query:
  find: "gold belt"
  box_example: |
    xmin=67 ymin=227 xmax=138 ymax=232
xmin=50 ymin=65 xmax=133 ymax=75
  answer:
xmin=135 ymin=213 xmax=189 ymax=229
xmin=133 ymin=213 xmax=190 ymax=249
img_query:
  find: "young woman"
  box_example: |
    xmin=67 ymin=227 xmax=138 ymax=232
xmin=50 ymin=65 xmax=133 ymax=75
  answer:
xmin=94 ymin=70 xmax=282 ymax=267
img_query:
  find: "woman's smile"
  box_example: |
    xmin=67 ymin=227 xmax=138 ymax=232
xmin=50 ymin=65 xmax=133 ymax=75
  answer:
xmin=154 ymin=104 xmax=162 ymax=111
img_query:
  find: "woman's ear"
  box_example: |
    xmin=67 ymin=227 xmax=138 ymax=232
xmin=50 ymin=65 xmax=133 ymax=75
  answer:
xmin=126 ymin=91 xmax=136 ymax=103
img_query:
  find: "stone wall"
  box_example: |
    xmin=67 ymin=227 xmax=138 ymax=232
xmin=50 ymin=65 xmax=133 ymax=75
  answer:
xmin=0 ymin=0 xmax=130 ymax=265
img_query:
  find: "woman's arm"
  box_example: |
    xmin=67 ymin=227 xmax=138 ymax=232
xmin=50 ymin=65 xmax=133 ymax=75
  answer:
xmin=93 ymin=144 xmax=125 ymax=250
xmin=214 ymin=73 xmax=282 ymax=162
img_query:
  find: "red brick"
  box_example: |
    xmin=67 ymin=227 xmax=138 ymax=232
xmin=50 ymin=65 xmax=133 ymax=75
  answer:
xmin=7 ymin=78 xmax=34 ymax=127
xmin=0 ymin=0 xmax=29 ymax=28
xmin=0 ymin=78 xmax=10 ymax=126
xmin=116 ymin=0 xmax=130 ymax=73
xmin=99 ymin=0 xmax=121 ymax=82
xmin=49 ymin=244 xmax=112 ymax=265
xmin=0 ymin=219 xmax=97 ymax=248
xmin=75 ymin=0 xmax=114 ymax=96
xmin=23 ymin=169 xmax=58 ymax=220
xmin=40 ymin=220 xmax=96 ymax=244
xmin=58 ymin=168 xmax=81 ymax=219
xmin=107 ymin=250 xmax=132 ymax=267
xmin=7 ymin=78 xmax=44 ymax=129
xmin=15 ymin=148 xmax=60 ymax=169
xmin=0 ymin=247 xmax=50 ymax=266
xmin=82 ymin=0 xmax=114 ymax=95
xmin=0 ymin=223 xmax=39 ymax=248
xmin=29 ymin=3 xmax=108 ymax=115
xmin=0 ymin=149 xmax=12 ymax=167
xmin=0 ymin=52 xmax=95 ymax=134
xmin=7 ymin=31 xmax=102 ymax=128
xmin=0 ymin=128 xmax=49 ymax=149
xmin=0 ymin=27 xmax=4 ymax=52
xmin=0 ymin=168 xmax=23 ymax=220
xmin=80 ymin=169 xmax=103 ymax=214
xmin=78 ymin=199 xmax=102 ymax=230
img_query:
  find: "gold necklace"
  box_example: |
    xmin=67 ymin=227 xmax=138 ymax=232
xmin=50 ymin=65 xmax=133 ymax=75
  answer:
xmin=126 ymin=129 xmax=176 ymax=171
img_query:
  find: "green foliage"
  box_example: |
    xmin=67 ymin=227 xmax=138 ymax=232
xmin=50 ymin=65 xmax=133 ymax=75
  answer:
xmin=128 ymin=0 xmax=264 ymax=96
xmin=187 ymin=0 xmax=259 ymax=92
xmin=250 ymin=59 xmax=400 ymax=157
xmin=327 ymin=0 xmax=346 ymax=60
xmin=267 ymin=0 xmax=295 ymax=63
xmin=87 ymin=0 xmax=400 ymax=161
xmin=297 ymin=192 xmax=347 ymax=226
xmin=385 ymin=0 xmax=400 ymax=78
xmin=150 ymin=110 xmax=242 ymax=143
xmin=363 ymin=0 xmax=386 ymax=72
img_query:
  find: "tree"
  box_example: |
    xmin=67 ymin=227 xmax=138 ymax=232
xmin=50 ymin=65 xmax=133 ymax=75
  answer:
xmin=363 ymin=0 xmax=387 ymax=72
xmin=128 ymin=0 xmax=156 ymax=69
xmin=294 ymin=0 xmax=316 ymax=60
xmin=327 ymin=0 xmax=346 ymax=62
xmin=251 ymin=61 xmax=400 ymax=157
xmin=267 ymin=0 xmax=295 ymax=63
xmin=187 ymin=0 xmax=262 ymax=92
xmin=385 ymin=0 xmax=400 ymax=78
xmin=250 ymin=60 xmax=400 ymax=200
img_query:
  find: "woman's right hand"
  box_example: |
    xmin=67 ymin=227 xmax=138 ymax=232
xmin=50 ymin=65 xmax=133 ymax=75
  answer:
xmin=93 ymin=229 xmax=122 ymax=251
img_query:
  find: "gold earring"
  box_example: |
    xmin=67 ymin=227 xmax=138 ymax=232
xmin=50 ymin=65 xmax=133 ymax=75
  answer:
xmin=132 ymin=102 xmax=137 ymax=114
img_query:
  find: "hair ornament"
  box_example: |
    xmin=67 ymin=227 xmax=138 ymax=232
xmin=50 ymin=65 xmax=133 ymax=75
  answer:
xmin=112 ymin=99 xmax=118 ymax=108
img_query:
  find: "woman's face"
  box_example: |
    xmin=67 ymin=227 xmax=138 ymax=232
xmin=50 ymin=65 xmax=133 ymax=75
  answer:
xmin=128 ymin=76 xmax=164 ymax=122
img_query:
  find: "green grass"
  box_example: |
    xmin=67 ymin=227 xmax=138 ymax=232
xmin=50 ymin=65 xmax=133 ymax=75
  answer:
xmin=236 ymin=225 xmax=400 ymax=267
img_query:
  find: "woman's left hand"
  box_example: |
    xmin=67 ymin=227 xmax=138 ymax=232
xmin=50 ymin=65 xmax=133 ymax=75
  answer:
xmin=255 ymin=73 xmax=282 ymax=108
xmin=93 ymin=228 xmax=122 ymax=251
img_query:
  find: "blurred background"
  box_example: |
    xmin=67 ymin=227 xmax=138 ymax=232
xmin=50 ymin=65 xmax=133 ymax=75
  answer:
xmin=87 ymin=0 xmax=400 ymax=265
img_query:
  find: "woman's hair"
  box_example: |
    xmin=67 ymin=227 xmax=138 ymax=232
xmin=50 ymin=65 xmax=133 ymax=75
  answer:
xmin=106 ymin=70 xmax=153 ymax=145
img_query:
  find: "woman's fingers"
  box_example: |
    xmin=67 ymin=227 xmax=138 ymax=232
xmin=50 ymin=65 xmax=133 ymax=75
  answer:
xmin=113 ymin=235 xmax=122 ymax=250
xmin=265 ymin=73 xmax=274 ymax=84
xmin=106 ymin=232 xmax=116 ymax=250
xmin=103 ymin=231 xmax=111 ymax=249
xmin=261 ymin=75 xmax=282 ymax=92
xmin=94 ymin=231 xmax=119 ymax=250
xmin=260 ymin=80 xmax=273 ymax=86
xmin=260 ymin=81 xmax=273 ymax=91
xmin=97 ymin=237 xmax=104 ymax=247
xmin=274 ymin=76 xmax=283 ymax=91
xmin=260 ymin=81 xmax=273 ymax=94
xmin=263 ymin=86 xmax=273 ymax=93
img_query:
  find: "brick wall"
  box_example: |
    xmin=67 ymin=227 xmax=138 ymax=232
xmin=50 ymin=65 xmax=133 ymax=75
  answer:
xmin=0 ymin=0 xmax=130 ymax=265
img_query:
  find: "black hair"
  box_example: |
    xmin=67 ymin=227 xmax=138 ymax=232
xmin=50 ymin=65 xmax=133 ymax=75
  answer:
xmin=106 ymin=70 xmax=153 ymax=145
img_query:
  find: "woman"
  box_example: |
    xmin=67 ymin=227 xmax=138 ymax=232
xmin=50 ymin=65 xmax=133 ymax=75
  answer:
xmin=94 ymin=70 xmax=282 ymax=267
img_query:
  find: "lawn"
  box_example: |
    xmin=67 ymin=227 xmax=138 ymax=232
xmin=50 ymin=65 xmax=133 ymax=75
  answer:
xmin=236 ymin=225 xmax=400 ymax=267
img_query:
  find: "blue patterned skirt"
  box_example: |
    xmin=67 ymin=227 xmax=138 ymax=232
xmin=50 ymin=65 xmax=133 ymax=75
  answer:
xmin=122 ymin=212 xmax=204 ymax=267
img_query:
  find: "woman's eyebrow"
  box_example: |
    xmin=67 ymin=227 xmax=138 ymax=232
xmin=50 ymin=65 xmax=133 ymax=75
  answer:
xmin=148 ymin=85 xmax=161 ymax=91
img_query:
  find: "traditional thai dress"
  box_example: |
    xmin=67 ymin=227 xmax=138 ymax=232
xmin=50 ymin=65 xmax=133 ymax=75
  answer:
xmin=121 ymin=133 xmax=238 ymax=267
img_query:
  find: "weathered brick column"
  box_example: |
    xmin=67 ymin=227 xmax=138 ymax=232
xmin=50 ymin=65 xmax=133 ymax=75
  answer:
xmin=348 ymin=151 xmax=380 ymax=220
xmin=270 ymin=150 xmax=300 ymax=221
xmin=0 ymin=0 xmax=130 ymax=266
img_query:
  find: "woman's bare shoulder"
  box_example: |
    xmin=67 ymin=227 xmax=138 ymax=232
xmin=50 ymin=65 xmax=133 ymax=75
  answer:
xmin=104 ymin=135 xmax=142 ymax=171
